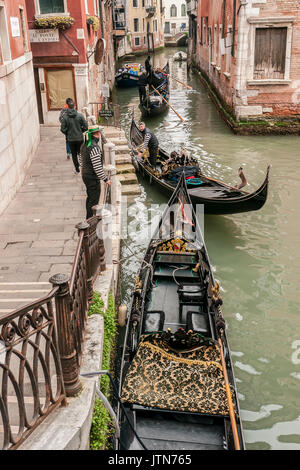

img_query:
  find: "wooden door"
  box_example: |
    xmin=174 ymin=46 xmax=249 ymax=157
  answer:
xmin=254 ymin=27 xmax=287 ymax=79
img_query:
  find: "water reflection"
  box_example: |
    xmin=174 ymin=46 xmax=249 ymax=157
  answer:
xmin=116 ymin=47 xmax=300 ymax=450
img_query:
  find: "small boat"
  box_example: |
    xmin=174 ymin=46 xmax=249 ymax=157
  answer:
xmin=115 ymin=63 xmax=144 ymax=88
xmin=139 ymin=63 xmax=170 ymax=117
xmin=173 ymin=51 xmax=187 ymax=61
xmin=130 ymin=119 xmax=270 ymax=215
xmin=116 ymin=173 xmax=245 ymax=450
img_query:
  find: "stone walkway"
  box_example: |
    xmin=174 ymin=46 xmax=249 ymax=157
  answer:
xmin=0 ymin=126 xmax=87 ymax=315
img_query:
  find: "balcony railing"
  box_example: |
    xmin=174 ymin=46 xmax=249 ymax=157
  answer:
xmin=146 ymin=6 xmax=156 ymax=18
xmin=186 ymin=0 xmax=197 ymax=16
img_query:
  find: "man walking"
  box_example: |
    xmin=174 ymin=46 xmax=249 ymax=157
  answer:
xmin=137 ymin=70 xmax=148 ymax=104
xmin=60 ymin=99 xmax=88 ymax=174
xmin=137 ymin=122 xmax=159 ymax=167
xmin=80 ymin=125 xmax=111 ymax=219
xmin=59 ymin=98 xmax=73 ymax=160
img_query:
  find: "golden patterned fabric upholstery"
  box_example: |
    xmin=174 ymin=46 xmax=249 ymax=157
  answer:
xmin=121 ymin=335 xmax=235 ymax=416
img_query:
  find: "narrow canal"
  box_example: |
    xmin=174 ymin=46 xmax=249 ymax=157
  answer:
xmin=115 ymin=46 xmax=300 ymax=450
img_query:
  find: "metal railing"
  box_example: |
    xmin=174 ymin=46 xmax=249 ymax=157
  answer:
xmin=0 ymin=190 xmax=111 ymax=449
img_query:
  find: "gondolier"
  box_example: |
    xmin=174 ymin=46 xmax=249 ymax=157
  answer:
xmin=137 ymin=71 xmax=148 ymax=104
xmin=80 ymin=125 xmax=111 ymax=219
xmin=137 ymin=122 xmax=159 ymax=167
xmin=145 ymin=55 xmax=151 ymax=76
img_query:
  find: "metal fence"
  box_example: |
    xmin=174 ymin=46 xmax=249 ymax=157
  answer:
xmin=0 ymin=194 xmax=110 ymax=449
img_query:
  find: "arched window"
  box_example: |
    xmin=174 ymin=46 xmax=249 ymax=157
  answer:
xmin=170 ymin=4 xmax=177 ymax=17
xmin=181 ymin=4 xmax=186 ymax=16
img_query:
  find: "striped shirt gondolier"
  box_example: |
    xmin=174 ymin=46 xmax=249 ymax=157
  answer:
xmin=140 ymin=127 xmax=158 ymax=152
xmin=81 ymin=137 xmax=108 ymax=182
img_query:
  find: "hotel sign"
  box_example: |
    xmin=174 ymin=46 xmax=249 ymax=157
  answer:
xmin=29 ymin=29 xmax=59 ymax=43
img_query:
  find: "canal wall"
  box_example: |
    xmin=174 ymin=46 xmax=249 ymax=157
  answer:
xmin=192 ymin=63 xmax=300 ymax=135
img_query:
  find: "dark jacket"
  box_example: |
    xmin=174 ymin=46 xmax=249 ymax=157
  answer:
xmin=145 ymin=58 xmax=151 ymax=72
xmin=80 ymin=137 xmax=107 ymax=181
xmin=60 ymin=109 xmax=88 ymax=142
xmin=141 ymin=127 xmax=158 ymax=151
xmin=138 ymin=73 xmax=148 ymax=87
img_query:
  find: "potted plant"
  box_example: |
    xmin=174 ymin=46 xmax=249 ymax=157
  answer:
xmin=35 ymin=16 xmax=75 ymax=30
xmin=87 ymin=16 xmax=100 ymax=32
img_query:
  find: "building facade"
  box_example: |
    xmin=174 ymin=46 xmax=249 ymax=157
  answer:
xmin=188 ymin=0 xmax=300 ymax=132
xmin=115 ymin=0 xmax=165 ymax=58
xmin=164 ymin=0 xmax=188 ymax=36
xmin=0 ymin=0 xmax=40 ymax=215
xmin=25 ymin=0 xmax=115 ymax=125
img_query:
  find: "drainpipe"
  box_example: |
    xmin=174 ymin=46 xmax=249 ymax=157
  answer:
xmin=98 ymin=0 xmax=104 ymax=39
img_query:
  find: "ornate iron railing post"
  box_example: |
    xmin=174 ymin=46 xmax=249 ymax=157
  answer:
xmin=92 ymin=206 xmax=106 ymax=272
xmin=50 ymin=273 xmax=82 ymax=397
xmin=76 ymin=221 xmax=93 ymax=304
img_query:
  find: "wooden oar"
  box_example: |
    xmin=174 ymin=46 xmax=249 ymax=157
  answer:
xmin=218 ymin=334 xmax=241 ymax=450
xmin=151 ymin=85 xmax=184 ymax=122
xmin=157 ymin=67 xmax=192 ymax=90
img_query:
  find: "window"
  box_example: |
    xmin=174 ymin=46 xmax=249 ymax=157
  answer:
xmin=181 ymin=4 xmax=186 ymax=16
xmin=254 ymin=27 xmax=287 ymax=79
xmin=39 ymin=0 xmax=65 ymax=14
xmin=134 ymin=37 xmax=140 ymax=46
xmin=153 ymin=19 xmax=157 ymax=32
xmin=133 ymin=0 xmax=138 ymax=7
xmin=46 ymin=68 xmax=75 ymax=110
xmin=165 ymin=22 xmax=170 ymax=34
xmin=143 ymin=18 xmax=145 ymax=31
xmin=0 ymin=5 xmax=11 ymax=63
xmin=133 ymin=18 xmax=139 ymax=32
xmin=170 ymin=4 xmax=177 ymax=17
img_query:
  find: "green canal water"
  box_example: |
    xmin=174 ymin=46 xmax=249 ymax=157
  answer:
xmin=115 ymin=47 xmax=300 ymax=450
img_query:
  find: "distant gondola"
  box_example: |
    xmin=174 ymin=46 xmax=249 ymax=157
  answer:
xmin=116 ymin=173 xmax=245 ymax=450
xmin=139 ymin=63 xmax=170 ymax=117
xmin=130 ymin=119 xmax=270 ymax=215
xmin=115 ymin=63 xmax=144 ymax=88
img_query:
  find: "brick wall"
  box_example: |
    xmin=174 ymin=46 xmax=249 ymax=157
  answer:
xmin=192 ymin=0 xmax=300 ymax=121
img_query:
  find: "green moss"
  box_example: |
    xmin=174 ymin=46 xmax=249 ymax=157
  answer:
xmin=89 ymin=291 xmax=117 ymax=450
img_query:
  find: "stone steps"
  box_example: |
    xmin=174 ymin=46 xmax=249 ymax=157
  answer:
xmin=118 ymin=173 xmax=138 ymax=185
xmin=116 ymin=163 xmax=136 ymax=174
xmin=114 ymin=144 xmax=131 ymax=155
xmin=115 ymin=155 xmax=132 ymax=165
xmin=121 ymin=184 xmax=141 ymax=196
xmin=0 ymin=282 xmax=51 ymax=315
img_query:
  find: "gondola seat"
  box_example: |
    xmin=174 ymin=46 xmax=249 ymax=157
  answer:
xmin=177 ymin=283 xmax=207 ymax=321
xmin=142 ymin=310 xmax=165 ymax=333
xmin=186 ymin=311 xmax=209 ymax=335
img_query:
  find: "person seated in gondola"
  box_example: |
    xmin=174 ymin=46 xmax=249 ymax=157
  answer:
xmin=137 ymin=122 xmax=159 ymax=167
xmin=137 ymin=71 xmax=148 ymax=104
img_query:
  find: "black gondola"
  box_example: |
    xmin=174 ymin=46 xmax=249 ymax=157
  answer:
xmin=139 ymin=63 xmax=170 ymax=117
xmin=116 ymin=173 xmax=245 ymax=450
xmin=130 ymin=119 xmax=270 ymax=215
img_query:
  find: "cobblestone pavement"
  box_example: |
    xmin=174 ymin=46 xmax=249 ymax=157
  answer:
xmin=0 ymin=126 xmax=87 ymax=315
